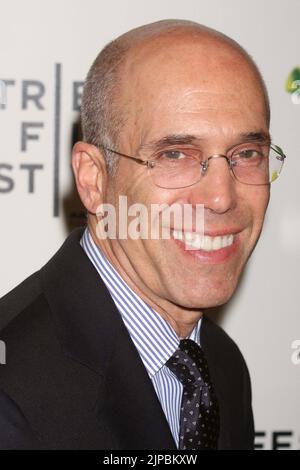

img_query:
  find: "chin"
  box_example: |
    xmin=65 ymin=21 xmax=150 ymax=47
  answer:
xmin=170 ymin=283 xmax=237 ymax=310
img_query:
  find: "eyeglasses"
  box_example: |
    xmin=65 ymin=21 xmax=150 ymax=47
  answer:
xmin=102 ymin=143 xmax=286 ymax=189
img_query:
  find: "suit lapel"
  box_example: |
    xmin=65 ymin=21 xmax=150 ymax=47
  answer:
xmin=201 ymin=316 xmax=233 ymax=450
xmin=98 ymin=318 xmax=177 ymax=449
xmin=40 ymin=227 xmax=176 ymax=450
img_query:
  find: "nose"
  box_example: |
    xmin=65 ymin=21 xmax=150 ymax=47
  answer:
xmin=191 ymin=155 xmax=237 ymax=215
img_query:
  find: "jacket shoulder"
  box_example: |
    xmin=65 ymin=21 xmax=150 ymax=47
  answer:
xmin=202 ymin=316 xmax=254 ymax=449
xmin=0 ymin=272 xmax=43 ymax=332
xmin=202 ymin=315 xmax=248 ymax=366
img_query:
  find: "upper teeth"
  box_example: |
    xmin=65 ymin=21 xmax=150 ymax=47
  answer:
xmin=173 ymin=230 xmax=234 ymax=251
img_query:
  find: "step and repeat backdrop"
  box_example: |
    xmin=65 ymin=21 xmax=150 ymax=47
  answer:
xmin=0 ymin=0 xmax=299 ymax=450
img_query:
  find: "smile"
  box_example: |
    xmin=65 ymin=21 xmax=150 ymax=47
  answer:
xmin=172 ymin=230 xmax=235 ymax=252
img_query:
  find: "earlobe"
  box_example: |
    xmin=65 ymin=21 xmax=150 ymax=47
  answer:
xmin=71 ymin=141 xmax=106 ymax=214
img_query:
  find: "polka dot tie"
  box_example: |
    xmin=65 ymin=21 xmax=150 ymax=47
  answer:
xmin=166 ymin=339 xmax=220 ymax=450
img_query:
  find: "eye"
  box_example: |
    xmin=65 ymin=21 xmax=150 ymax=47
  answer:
xmin=156 ymin=148 xmax=201 ymax=163
xmin=237 ymin=149 xmax=261 ymax=159
xmin=231 ymin=146 xmax=266 ymax=168
xmin=160 ymin=150 xmax=186 ymax=160
xmin=232 ymin=147 xmax=266 ymax=163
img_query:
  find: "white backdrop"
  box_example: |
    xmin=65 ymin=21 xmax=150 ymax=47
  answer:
xmin=0 ymin=0 xmax=299 ymax=450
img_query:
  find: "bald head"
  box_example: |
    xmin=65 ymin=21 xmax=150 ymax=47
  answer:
xmin=81 ymin=19 xmax=270 ymax=173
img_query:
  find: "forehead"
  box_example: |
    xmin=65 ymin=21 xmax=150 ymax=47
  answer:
xmin=119 ymin=36 xmax=268 ymax=145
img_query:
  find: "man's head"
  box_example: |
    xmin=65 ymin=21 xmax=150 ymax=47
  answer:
xmin=80 ymin=20 xmax=270 ymax=174
xmin=72 ymin=20 xmax=271 ymax=332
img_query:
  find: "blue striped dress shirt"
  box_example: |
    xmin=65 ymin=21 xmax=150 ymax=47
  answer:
xmin=80 ymin=226 xmax=202 ymax=448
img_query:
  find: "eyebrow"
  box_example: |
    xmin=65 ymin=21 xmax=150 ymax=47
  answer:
xmin=138 ymin=130 xmax=272 ymax=154
xmin=238 ymin=131 xmax=272 ymax=145
xmin=139 ymin=134 xmax=201 ymax=154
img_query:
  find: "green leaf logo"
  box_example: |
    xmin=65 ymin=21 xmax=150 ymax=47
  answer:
xmin=271 ymin=170 xmax=279 ymax=183
xmin=286 ymin=67 xmax=300 ymax=93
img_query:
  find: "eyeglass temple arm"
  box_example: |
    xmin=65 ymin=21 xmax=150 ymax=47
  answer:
xmin=271 ymin=144 xmax=286 ymax=161
xmin=101 ymin=147 xmax=148 ymax=166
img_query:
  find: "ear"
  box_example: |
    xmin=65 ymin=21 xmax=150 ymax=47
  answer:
xmin=71 ymin=141 xmax=107 ymax=214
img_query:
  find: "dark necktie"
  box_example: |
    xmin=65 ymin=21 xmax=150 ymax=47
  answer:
xmin=166 ymin=338 xmax=220 ymax=450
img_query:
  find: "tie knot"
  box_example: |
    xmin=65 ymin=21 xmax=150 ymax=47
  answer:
xmin=166 ymin=339 xmax=210 ymax=387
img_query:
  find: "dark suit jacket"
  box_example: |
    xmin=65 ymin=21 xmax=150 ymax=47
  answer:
xmin=0 ymin=227 xmax=254 ymax=450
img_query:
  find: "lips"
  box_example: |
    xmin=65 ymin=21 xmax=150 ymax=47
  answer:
xmin=173 ymin=230 xmax=234 ymax=251
xmin=171 ymin=228 xmax=241 ymax=263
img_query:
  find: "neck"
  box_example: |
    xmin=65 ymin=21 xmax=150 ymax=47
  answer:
xmin=87 ymin=221 xmax=203 ymax=338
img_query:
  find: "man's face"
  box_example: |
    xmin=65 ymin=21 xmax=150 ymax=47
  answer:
xmin=104 ymin=36 xmax=270 ymax=309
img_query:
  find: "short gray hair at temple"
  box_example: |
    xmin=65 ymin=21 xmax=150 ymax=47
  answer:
xmin=80 ymin=19 xmax=270 ymax=176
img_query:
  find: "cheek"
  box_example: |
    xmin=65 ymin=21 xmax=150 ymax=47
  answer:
xmin=109 ymin=171 xmax=178 ymax=243
xmin=120 ymin=176 xmax=185 ymax=218
xmin=252 ymin=186 xmax=270 ymax=220
xmin=244 ymin=186 xmax=270 ymax=239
